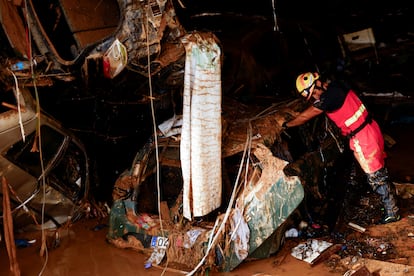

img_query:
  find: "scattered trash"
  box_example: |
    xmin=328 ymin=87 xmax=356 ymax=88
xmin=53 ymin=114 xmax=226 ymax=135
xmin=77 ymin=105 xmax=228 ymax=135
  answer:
xmin=230 ymin=207 xmax=250 ymax=260
xmin=103 ymin=39 xmax=127 ymax=79
xmin=11 ymin=61 xmax=31 ymax=71
xmin=311 ymin=223 xmax=321 ymax=229
xmin=285 ymin=228 xmax=299 ymax=238
xmin=135 ymin=214 xmax=157 ymax=230
xmin=15 ymin=239 xmax=36 ymax=248
xmin=184 ymin=229 xmax=205 ymax=249
xmin=348 ymin=222 xmax=366 ymax=233
xmin=299 ymin=221 xmax=308 ymax=229
xmin=291 ymin=239 xmax=333 ymax=264
xmin=145 ymin=236 xmax=169 ymax=268
xmin=158 ymin=115 xmax=183 ymax=138
xmin=10 ymin=56 xmax=45 ymax=71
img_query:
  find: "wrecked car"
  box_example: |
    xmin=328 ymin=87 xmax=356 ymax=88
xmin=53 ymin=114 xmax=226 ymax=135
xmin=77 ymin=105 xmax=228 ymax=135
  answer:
xmin=0 ymin=86 xmax=90 ymax=230
xmin=0 ymin=0 xmax=187 ymax=84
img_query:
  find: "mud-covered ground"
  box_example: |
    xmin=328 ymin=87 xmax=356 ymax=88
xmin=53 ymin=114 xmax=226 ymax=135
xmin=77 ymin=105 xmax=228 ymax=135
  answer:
xmin=1 ymin=123 xmax=414 ymax=276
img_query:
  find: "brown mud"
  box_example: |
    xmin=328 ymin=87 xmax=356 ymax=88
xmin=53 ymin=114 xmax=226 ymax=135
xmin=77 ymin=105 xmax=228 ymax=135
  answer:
xmin=1 ymin=126 xmax=414 ymax=276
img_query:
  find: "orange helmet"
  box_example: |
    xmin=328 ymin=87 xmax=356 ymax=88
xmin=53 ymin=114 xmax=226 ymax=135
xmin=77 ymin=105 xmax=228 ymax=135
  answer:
xmin=296 ymin=72 xmax=319 ymax=100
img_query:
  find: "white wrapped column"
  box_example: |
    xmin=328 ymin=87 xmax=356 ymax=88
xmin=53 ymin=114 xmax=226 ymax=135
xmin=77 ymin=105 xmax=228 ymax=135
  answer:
xmin=180 ymin=32 xmax=222 ymax=220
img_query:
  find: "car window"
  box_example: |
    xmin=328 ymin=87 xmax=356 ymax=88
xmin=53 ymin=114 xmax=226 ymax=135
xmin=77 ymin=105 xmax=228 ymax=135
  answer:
xmin=4 ymin=124 xmax=87 ymax=200
xmin=4 ymin=125 xmax=65 ymax=177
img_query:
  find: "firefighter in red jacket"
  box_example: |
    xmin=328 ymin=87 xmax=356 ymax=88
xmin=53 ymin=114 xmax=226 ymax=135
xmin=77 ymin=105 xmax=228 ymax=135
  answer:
xmin=282 ymin=72 xmax=400 ymax=224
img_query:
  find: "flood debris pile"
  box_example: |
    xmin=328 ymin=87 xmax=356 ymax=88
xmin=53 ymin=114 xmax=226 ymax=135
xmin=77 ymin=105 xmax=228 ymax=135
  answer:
xmin=105 ymin=93 xmax=350 ymax=273
xmin=101 ymin=27 xmax=350 ymax=273
xmin=1 ymin=1 xmax=413 ymax=275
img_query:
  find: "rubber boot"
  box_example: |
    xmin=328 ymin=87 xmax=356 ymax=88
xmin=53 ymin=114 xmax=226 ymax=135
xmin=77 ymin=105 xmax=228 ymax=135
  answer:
xmin=367 ymin=168 xmax=400 ymax=224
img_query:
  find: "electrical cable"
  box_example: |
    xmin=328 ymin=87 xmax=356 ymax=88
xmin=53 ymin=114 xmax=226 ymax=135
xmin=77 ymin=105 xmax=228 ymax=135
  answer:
xmin=8 ymin=70 xmax=25 ymax=141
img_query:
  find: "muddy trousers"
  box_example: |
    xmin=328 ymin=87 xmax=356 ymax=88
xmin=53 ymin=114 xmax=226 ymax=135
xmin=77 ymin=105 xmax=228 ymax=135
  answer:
xmin=367 ymin=168 xmax=399 ymax=217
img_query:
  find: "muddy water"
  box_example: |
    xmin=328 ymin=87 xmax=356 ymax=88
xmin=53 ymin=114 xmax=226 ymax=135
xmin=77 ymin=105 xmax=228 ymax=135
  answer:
xmin=0 ymin=218 xmax=342 ymax=276
xmin=1 ymin=124 xmax=414 ymax=276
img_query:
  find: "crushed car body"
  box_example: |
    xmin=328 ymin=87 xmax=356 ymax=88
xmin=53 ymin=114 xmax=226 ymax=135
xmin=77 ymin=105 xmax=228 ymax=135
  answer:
xmin=106 ymin=114 xmax=303 ymax=272
xmin=0 ymin=86 xmax=90 ymax=230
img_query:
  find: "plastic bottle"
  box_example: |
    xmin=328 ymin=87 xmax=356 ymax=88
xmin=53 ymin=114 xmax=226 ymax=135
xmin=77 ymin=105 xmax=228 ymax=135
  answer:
xmin=10 ymin=56 xmax=45 ymax=71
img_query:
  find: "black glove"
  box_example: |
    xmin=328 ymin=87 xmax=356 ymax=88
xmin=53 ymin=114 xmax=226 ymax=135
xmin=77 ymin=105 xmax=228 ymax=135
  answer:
xmin=281 ymin=121 xmax=291 ymax=139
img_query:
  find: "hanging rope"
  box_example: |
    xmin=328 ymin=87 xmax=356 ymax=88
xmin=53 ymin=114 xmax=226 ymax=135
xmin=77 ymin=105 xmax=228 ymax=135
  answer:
xmin=7 ymin=70 xmax=25 ymax=142
xmin=271 ymin=0 xmax=280 ymax=32
xmin=145 ymin=0 xmax=164 ymax=238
